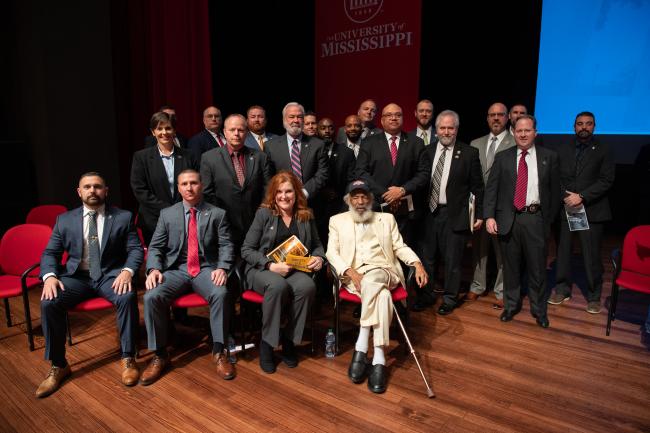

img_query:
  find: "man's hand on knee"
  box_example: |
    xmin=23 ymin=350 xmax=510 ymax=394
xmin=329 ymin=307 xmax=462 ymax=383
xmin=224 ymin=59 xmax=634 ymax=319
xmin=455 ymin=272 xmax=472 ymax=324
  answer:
xmin=211 ymin=268 xmax=227 ymax=286
xmin=41 ymin=277 xmax=64 ymax=300
xmin=344 ymin=268 xmax=364 ymax=292
xmin=145 ymin=269 xmax=163 ymax=290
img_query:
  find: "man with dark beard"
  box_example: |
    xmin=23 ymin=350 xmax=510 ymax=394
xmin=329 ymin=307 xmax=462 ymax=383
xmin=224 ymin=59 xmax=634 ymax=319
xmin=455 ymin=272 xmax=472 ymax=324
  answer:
xmin=548 ymin=111 xmax=614 ymax=313
xmin=326 ymin=180 xmax=428 ymax=394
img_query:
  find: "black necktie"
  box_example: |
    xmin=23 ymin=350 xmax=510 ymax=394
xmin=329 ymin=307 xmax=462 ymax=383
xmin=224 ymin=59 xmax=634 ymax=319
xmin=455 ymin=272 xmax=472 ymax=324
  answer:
xmin=88 ymin=210 xmax=101 ymax=280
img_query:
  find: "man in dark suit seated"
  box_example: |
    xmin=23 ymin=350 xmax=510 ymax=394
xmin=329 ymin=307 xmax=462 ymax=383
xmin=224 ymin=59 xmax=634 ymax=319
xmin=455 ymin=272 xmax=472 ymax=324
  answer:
xmin=485 ymin=115 xmax=561 ymax=328
xmin=549 ymin=111 xmax=615 ymax=313
xmin=419 ymin=110 xmax=484 ymax=315
xmin=201 ymin=114 xmax=272 ymax=251
xmin=144 ymin=105 xmax=188 ymax=148
xmin=264 ymin=102 xmax=329 ymax=202
xmin=36 ymin=172 xmax=144 ymax=398
xmin=244 ymin=105 xmax=277 ymax=151
xmin=141 ymin=169 xmax=235 ymax=384
xmin=187 ymin=106 xmax=227 ymax=161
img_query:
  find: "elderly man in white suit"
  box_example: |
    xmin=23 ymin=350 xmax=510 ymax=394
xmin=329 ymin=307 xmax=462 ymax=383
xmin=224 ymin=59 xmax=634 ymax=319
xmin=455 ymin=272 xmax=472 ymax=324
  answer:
xmin=326 ymin=179 xmax=428 ymax=394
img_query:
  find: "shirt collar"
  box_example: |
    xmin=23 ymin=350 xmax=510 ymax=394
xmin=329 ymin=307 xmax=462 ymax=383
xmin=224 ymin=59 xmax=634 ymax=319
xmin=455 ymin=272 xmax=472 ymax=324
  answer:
xmin=490 ymin=130 xmax=508 ymax=141
xmin=157 ymin=145 xmax=175 ymax=158
xmin=83 ymin=204 xmax=105 ymax=217
xmin=183 ymin=201 xmax=205 ymax=214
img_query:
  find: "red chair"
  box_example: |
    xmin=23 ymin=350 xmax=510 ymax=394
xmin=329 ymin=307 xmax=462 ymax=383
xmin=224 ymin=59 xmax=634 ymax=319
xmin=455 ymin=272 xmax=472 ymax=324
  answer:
xmin=25 ymin=205 xmax=67 ymax=228
xmin=0 ymin=224 xmax=52 ymax=350
xmin=331 ymin=265 xmax=412 ymax=355
xmin=65 ymin=297 xmax=114 ymax=345
xmin=607 ymin=225 xmax=650 ymax=336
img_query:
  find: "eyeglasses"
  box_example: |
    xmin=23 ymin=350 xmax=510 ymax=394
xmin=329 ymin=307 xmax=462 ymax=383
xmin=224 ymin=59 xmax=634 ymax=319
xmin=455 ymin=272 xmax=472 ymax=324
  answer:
xmin=488 ymin=112 xmax=507 ymax=118
xmin=205 ymin=114 xmax=221 ymax=119
xmin=382 ymin=112 xmax=403 ymax=119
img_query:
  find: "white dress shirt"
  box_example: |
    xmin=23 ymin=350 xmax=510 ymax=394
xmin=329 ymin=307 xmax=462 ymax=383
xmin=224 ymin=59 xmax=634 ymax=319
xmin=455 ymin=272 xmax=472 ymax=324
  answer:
xmin=431 ymin=142 xmax=454 ymax=205
xmin=516 ymin=146 xmax=540 ymax=205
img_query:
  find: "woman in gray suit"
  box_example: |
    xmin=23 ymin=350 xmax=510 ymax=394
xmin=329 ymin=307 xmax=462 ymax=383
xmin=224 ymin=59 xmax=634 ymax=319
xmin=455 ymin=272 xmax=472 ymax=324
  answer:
xmin=241 ymin=171 xmax=325 ymax=373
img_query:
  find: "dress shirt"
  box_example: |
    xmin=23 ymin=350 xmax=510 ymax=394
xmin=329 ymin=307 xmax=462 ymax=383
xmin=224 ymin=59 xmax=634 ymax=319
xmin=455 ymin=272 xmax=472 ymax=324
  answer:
xmin=416 ymin=126 xmax=433 ymax=145
xmin=516 ymin=145 xmax=540 ymax=205
xmin=285 ymin=134 xmax=309 ymax=198
xmin=384 ymin=132 xmax=401 ymax=151
xmin=487 ymin=129 xmax=508 ymax=159
xmin=208 ymin=130 xmax=225 ymax=147
xmin=158 ymin=145 xmax=175 ymax=197
xmin=347 ymin=138 xmax=361 ymax=158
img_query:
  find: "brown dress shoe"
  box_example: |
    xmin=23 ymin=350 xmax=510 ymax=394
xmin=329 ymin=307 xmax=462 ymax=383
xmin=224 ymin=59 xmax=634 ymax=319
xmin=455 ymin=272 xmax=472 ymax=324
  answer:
xmin=214 ymin=352 xmax=236 ymax=380
xmin=465 ymin=292 xmax=479 ymax=301
xmin=492 ymin=299 xmax=504 ymax=310
xmin=140 ymin=355 xmax=169 ymax=386
xmin=35 ymin=364 xmax=71 ymax=398
xmin=121 ymin=357 xmax=140 ymax=386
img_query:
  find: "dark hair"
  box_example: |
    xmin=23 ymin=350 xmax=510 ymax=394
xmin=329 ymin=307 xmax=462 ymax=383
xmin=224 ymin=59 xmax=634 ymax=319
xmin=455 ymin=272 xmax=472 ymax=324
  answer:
xmin=177 ymin=169 xmax=201 ymax=183
xmin=575 ymin=111 xmax=596 ymax=124
xmin=304 ymin=111 xmax=317 ymax=118
xmin=79 ymin=171 xmax=106 ymax=184
xmin=149 ymin=111 xmax=177 ymax=130
xmin=159 ymin=104 xmax=175 ymax=111
xmin=261 ymin=171 xmax=313 ymax=222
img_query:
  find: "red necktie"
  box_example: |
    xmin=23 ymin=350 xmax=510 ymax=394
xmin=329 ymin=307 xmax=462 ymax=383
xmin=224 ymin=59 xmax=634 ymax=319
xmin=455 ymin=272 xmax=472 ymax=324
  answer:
xmin=216 ymin=135 xmax=225 ymax=147
xmin=513 ymin=150 xmax=528 ymax=210
xmin=187 ymin=208 xmax=200 ymax=277
xmin=390 ymin=136 xmax=398 ymax=166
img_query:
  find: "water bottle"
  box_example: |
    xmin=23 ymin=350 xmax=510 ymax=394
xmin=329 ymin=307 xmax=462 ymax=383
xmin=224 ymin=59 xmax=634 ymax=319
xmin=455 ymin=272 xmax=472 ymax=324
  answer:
xmin=325 ymin=328 xmax=336 ymax=358
xmin=227 ymin=334 xmax=237 ymax=364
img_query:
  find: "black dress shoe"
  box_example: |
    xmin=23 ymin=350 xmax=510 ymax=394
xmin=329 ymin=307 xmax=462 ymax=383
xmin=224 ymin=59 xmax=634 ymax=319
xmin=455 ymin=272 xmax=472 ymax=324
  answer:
xmin=259 ymin=340 xmax=276 ymax=373
xmin=536 ymin=316 xmax=550 ymax=328
xmin=367 ymin=364 xmax=387 ymax=394
xmin=352 ymin=305 xmax=361 ymax=319
xmin=437 ymin=304 xmax=455 ymax=316
xmin=281 ymin=337 xmax=298 ymax=368
xmin=348 ymin=350 xmax=369 ymax=383
xmin=500 ymin=311 xmax=516 ymax=322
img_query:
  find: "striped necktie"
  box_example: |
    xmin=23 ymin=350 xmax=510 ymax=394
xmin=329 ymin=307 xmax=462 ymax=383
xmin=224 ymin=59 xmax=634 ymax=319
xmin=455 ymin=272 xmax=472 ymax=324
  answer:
xmin=429 ymin=146 xmax=448 ymax=212
xmin=291 ymin=139 xmax=302 ymax=180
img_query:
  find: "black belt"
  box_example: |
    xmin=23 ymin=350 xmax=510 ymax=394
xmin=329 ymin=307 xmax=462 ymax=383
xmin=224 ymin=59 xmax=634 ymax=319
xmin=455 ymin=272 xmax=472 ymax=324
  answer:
xmin=516 ymin=204 xmax=541 ymax=214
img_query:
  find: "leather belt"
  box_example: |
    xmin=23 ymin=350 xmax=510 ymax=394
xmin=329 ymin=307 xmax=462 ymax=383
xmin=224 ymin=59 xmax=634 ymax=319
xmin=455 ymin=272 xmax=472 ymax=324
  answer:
xmin=516 ymin=204 xmax=541 ymax=214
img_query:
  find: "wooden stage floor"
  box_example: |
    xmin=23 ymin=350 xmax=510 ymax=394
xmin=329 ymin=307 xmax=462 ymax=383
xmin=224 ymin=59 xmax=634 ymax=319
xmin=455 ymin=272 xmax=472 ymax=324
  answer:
xmin=1 ymin=257 xmax=649 ymax=432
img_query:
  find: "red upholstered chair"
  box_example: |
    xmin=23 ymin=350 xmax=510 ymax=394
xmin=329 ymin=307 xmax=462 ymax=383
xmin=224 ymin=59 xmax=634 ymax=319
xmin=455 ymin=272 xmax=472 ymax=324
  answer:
xmin=607 ymin=225 xmax=650 ymax=336
xmin=25 ymin=205 xmax=67 ymax=228
xmin=0 ymin=224 xmax=52 ymax=350
xmin=331 ymin=265 xmax=412 ymax=355
xmin=65 ymin=297 xmax=114 ymax=345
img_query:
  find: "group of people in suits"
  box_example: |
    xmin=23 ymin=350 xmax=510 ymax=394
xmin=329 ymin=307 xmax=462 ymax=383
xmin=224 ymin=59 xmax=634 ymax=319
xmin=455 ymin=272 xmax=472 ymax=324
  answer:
xmin=32 ymin=97 xmax=614 ymax=398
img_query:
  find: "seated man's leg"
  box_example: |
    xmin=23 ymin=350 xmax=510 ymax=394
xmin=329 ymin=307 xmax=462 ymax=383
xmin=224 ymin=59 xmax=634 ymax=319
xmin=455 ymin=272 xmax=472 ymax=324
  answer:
xmin=95 ymin=276 xmax=139 ymax=357
xmin=143 ymin=270 xmax=190 ymax=353
xmin=36 ymin=275 xmax=94 ymax=398
xmin=359 ymin=268 xmax=395 ymax=346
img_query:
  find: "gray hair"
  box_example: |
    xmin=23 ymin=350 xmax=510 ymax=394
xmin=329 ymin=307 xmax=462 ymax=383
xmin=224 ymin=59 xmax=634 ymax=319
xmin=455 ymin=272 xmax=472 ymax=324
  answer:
xmin=435 ymin=110 xmax=460 ymax=129
xmin=282 ymin=102 xmax=305 ymax=118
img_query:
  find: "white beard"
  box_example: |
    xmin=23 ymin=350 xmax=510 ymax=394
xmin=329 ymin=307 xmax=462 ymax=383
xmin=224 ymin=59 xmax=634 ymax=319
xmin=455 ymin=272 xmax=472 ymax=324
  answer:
xmin=349 ymin=205 xmax=374 ymax=223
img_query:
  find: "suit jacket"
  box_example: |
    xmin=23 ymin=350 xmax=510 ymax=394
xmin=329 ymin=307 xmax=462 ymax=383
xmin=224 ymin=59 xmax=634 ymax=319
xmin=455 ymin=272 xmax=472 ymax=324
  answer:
xmin=483 ymin=145 xmax=561 ymax=235
xmin=354 ymin=132 xmax=429 ymax=215
xmin=325 ymin=141 xmax=356 ymax=198
xmin=244 ymin=131 xmax=277 ymax=151
xmin=130 ymin=146 xmax=199 ymax=235
xmin=470 ymin=132 xmax=516 ymax=183
xmin=145 ymin=133 xmax=188 ymax=149
xmin=557 ymin=137 xmax=615 ymax=222
xmin=147 ymin=201 xmax=234 ymax=272
xmin=40 ymin=206 xmax=144 ymax=279
xmin=326 ymin=211 xmax=420 ymax=289
xmin=187 ymin=129 xmax=226 ymax=161
xmin=407 ymin=128 xmax=438 ymax=147
xmin=264 ymin=134 xmax=329 ymax=198
xmin=200 ymin=146 xmax=272 ymax=247
xmin=423 ymin=141 xmax=484 ymax=231
xmin=336 ymin=124 xmax=382 ymax=144
xmin=240 ymin=207 xmax=325 ymax=289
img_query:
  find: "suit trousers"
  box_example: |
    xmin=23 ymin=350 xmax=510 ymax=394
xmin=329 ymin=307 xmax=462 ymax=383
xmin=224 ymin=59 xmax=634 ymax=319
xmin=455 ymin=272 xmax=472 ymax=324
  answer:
xmin=347 ymin=267 xmax=397 ymax=347
xmin=41 ymin=272 xmax=139 ymax=364
xmin=143 ymin=266 xmax=230 ymax=350
xmin=252 ymin=270 xmax=316 ymax=348
xmin=499 ymin=212 xmax=548 ymax=318
xmin=421 ymin=207 xmax=467 ymax=307
xmin=555 ymin=220 xmax=604 ymax=302
xmin=470 ymin=226 xmax=504 ymax=299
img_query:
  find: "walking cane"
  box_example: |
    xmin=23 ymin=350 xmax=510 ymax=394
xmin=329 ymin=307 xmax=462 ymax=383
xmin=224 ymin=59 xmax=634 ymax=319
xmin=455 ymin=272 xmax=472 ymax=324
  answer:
xmin=393 ymin=302 xmax=435 ymax=398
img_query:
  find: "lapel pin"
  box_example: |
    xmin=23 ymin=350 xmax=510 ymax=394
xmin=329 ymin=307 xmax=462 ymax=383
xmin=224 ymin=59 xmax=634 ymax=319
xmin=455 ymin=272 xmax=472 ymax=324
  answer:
xmin=591 ymin=146 xmax=595 ymax=150
xmin=456 ymin=150 xmax=461 ymax=154
xmin=269 ymin=226 xmax=274 ymax=230
xmin=454 ymin=155 xmax=459 ymax=159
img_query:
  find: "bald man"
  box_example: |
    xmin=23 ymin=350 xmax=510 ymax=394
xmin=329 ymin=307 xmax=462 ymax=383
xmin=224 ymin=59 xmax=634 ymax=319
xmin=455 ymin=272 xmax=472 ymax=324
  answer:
xmin=188 ymin=106 xmax=227 ymax=161
xmin=336 ymin=99 xmax=383 ymax=144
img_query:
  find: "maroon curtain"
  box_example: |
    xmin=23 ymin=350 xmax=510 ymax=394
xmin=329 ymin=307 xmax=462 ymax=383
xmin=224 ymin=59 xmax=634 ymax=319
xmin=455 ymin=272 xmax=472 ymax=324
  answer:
xmin=111 ymin=0 xmax=213 ymax=210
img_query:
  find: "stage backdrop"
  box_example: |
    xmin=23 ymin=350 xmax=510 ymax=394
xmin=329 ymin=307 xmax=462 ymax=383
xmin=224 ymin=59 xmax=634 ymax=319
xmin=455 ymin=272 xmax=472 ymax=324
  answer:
xmin=315 ymin=0 xmax=421 ymax=131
